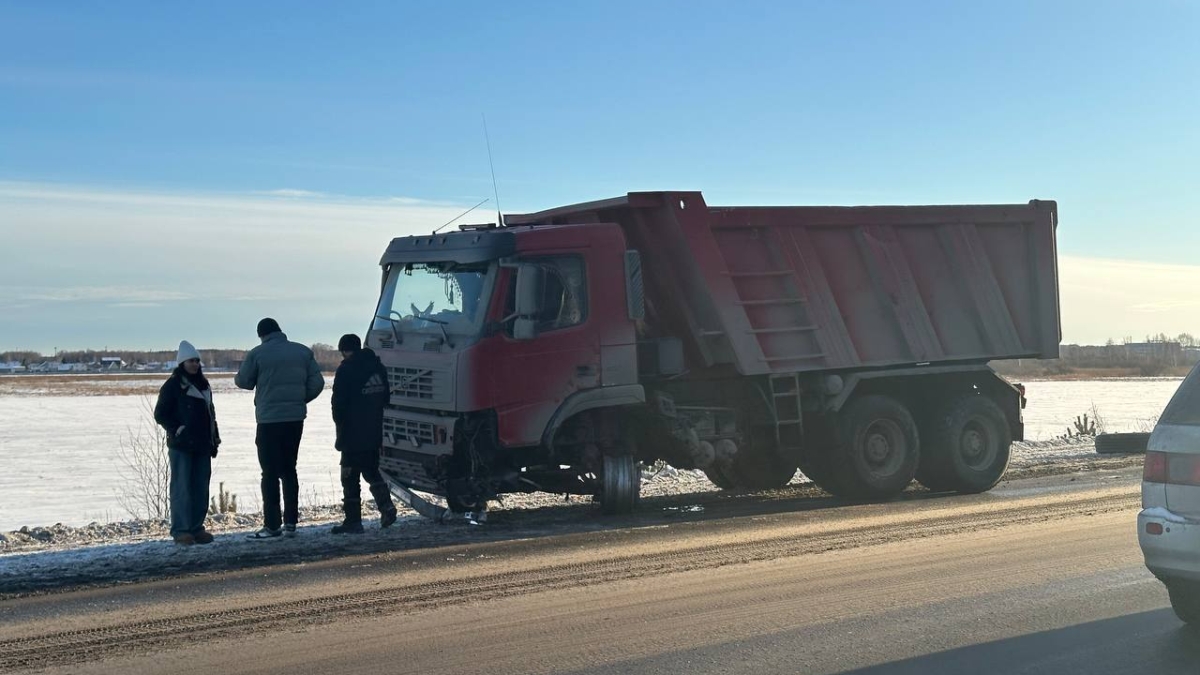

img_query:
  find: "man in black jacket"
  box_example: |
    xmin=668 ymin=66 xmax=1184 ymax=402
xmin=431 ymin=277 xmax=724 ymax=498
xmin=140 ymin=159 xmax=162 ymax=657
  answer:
xmin=331 ymin=333 xmax=398 ymax=534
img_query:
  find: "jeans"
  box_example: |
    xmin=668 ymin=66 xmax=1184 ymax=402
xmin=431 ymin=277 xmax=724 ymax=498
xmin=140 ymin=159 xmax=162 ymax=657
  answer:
xmin=256 ymin=421 xmax=303 ymax=530
xmin=340 ymin=464 xmax=395 ymax=523
xmin=169 ymin=448 xmax=211 ymax=537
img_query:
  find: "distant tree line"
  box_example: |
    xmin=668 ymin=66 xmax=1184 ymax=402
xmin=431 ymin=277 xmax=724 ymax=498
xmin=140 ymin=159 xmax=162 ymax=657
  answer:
xmin=996 ymin=333 xmax=1200 ymax=378
xmin=2 ymin=344 xmax=343 ymax=372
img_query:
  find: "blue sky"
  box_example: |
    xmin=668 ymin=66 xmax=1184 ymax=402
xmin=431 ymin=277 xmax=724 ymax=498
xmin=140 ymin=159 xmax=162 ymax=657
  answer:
xmin=1 ymin=1 xmax=1198 ymax=351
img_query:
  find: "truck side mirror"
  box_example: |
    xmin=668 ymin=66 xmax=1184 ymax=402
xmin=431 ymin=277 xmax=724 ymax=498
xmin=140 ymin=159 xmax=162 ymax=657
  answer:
xmin=512 ymin=318 xmax=537 ymax=340
xmin=511 ymin=264 xmax=545 ymax=340
xmin=515 ymin=264 xmax=544 ymax=318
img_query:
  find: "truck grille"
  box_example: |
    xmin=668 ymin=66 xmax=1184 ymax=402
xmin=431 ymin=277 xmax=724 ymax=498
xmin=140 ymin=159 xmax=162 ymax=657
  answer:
xmin=387 ymin=366 xmax=450 ymax=403
xmin=379 ymin=449 xmax=441 ymax=493
xmin=382 ymin=416 xmax=436 ymax=447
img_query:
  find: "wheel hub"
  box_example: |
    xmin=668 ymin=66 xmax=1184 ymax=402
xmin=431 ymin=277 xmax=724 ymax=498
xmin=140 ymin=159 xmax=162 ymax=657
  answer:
xmin=866 ymin=433 xmax=892 ymax=463
xmin=958 ymin=420 xmax=996 ymax=470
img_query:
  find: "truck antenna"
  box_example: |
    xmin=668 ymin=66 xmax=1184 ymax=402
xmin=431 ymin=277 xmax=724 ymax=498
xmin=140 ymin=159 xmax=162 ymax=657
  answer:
xmin=433 ymin=197 xmax=490 ymax=234
xmin=482 ymin=112 xmax=504 ymax=226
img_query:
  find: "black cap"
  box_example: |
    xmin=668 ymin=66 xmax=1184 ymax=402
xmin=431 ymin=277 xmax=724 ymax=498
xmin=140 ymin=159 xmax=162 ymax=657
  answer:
xmin=257 ymin=318 xmax=281 ymax=338
xmin=338 ymin=333 xmax=362 ymax=352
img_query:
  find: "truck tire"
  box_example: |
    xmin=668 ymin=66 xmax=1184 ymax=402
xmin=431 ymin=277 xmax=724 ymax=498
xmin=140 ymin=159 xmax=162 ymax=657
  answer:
xmin=917 ymin=395 xmax=1011 ymax=494
xmin=1168 ymin=580 xmax=1200 ymax=627
xmin=703 ymin=465 xmax=737 ymax=490
xmin=1094 ymin=432 xmax=1151 ymax=455
xmin=600 ymin=454 xmax=640 ymax=515
xmin=827 ymin=395 xmax=920 ymax=500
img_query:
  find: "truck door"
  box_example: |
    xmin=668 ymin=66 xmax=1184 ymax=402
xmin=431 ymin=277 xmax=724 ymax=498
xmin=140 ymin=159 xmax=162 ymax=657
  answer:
xmin=492 ymin=255 xmax=600 ymax=448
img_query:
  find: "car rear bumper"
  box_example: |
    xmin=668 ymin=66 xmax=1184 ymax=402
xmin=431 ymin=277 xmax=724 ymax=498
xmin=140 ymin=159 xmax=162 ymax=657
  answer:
xmin=1139 ymin=507 xmax=1200 ymax=583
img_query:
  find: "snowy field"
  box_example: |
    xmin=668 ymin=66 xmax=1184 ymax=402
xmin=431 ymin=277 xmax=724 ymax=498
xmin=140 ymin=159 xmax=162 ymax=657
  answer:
xmin=0 ymin=375 xmax=1182 ymax=536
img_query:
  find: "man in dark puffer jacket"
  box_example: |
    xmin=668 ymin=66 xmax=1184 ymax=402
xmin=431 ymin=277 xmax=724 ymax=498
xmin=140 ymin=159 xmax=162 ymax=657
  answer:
xmin=236 ymin=318 xmax=324 ymax=539
xmin=330 ymin=333 xmax=398 ymax=534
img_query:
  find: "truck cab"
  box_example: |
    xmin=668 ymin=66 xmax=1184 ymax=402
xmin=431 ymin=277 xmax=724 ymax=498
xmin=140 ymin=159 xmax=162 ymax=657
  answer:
xmin=368 ymin=221 xmax=644 ymax=514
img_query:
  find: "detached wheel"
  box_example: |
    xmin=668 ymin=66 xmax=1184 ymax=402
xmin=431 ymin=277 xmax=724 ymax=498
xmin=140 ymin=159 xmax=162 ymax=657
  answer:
xmin=1167 ymin=581 xmax=1200 ymax=627
xmin=918 ymin=395 xmax=1011 ymax=494
xmin=828 ymin=395 xmax=920 ymax=500
xmin=1095 ymin=432 xmax=1151 ymax=455
xmin=600 ymin=454 xmax=640 ymax=515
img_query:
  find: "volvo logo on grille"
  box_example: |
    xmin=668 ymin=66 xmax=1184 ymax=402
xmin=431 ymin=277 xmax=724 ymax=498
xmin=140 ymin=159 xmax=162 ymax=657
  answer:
xmin=395 ymin=369 xmax=432 ymax=391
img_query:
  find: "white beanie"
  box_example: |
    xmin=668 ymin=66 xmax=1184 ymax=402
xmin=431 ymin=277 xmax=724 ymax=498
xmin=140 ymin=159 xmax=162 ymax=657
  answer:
xmin=176 ymin=340 xmax=202 ymax=364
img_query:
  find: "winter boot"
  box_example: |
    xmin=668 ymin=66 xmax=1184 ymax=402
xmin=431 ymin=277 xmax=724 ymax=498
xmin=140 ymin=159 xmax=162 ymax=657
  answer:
xmin=338 ymin=497 xmax=362 ymax=532
xmin=331 ymin=520 xmax=364 ymax=535
xmin=369 ymin=482 xmax=398 ymax=529
xmin=380 ymin=506 xmax=398 ymax=528
xmin=173 ymin=533 xmax=196 ymax=546
xmin=193 ymin=530 xmax=215 ymax=545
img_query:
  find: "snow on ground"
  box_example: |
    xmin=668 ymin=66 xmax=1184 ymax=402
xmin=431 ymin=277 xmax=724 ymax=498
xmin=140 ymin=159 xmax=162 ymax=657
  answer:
xmin=0 ymin=436 xmax=1143 ymax=598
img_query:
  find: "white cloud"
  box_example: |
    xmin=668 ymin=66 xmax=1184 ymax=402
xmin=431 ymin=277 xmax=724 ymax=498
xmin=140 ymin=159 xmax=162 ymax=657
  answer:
xmin=1059 ymin=255 xmax=1200 ymax=344
xmin=2 ymin=180 xmax=1199 ymax=350
xmin=256 ymin=189 xmax=327 ymax=199
xmin=0 ymin=286 xmax=191 ymax=303
xmin=0 ymin=182 xmax=476 ymax=350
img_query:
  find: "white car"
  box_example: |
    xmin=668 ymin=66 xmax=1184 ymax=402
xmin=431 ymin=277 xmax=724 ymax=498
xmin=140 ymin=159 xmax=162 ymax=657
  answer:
xmin=1139 ymin=366 xmax=1200 ymax=627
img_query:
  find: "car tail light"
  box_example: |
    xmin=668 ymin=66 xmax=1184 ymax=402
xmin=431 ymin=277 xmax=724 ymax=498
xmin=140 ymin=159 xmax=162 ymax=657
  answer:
xmin=1015 ymin=383 xmax=1027 ymax=409
xmin=1145 ymin=451 xmax=1169 ymax=483
xmin=1144 ymin=450 xmax=1200 ymax=486
xmin=1146 ymin=522 xmax=1164 ymax=535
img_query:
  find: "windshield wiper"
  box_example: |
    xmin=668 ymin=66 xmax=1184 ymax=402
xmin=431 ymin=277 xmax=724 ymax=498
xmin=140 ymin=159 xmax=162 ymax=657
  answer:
xmin=419 ymin=316 xmax=455 ymax=348
xmin=375 ymin=312 xmax=404 ymax=345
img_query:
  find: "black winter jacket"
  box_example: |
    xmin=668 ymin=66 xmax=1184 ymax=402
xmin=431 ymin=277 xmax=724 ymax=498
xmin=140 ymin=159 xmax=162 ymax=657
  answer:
xmin=154 ymin=370 xmax=221 ymax=454
xmin=331 ymin=349 xmax=390 ymax=466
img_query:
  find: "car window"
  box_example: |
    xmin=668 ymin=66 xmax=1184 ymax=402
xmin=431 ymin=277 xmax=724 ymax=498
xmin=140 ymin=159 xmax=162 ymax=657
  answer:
xmin=1159 ymin=364 xmax=1200 ymax=425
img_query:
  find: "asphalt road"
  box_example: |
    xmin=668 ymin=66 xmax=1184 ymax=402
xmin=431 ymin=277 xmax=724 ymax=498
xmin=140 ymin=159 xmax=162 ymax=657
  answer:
xmin=2 ymin=468 xmax=1196 ymax=674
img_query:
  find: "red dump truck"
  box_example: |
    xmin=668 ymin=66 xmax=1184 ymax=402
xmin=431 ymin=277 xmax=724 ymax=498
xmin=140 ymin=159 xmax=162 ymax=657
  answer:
xmin=367 ymin=191 xmax=1060 ymax=515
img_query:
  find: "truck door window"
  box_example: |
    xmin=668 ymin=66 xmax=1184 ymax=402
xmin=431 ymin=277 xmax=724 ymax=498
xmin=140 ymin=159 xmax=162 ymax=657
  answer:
xmin=505 ymin=256 xmax=587 ymax=334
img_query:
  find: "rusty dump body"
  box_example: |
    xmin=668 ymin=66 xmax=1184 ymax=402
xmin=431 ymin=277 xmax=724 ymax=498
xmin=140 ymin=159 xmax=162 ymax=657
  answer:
xmin=505 ymin=192 xmax=1061 ymax=376
xmin=371 ymin=191 xmax=1061 ymax=515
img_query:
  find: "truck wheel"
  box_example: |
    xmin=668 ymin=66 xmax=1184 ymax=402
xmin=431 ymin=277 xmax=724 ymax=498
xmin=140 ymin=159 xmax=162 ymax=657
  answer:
xmin=918 ymin=395 xmax=1010 ymax=494
xmin=703 ymin=465 xmax=737 ymax=489
xmin=600 ymin=454 xmax=640 ymax=515
xmin=828 ymin=395 xmax=919 ymax=500
xmin=1168 ymin=580 xmax=1200 ymax=627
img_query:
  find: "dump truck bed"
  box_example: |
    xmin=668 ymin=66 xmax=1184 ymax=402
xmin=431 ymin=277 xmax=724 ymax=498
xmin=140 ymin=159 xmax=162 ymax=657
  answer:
xmin=506 ymin=191 xmax=1060 ymax=376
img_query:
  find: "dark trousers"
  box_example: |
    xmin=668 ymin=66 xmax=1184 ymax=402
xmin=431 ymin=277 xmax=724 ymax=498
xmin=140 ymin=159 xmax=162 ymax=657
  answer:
xmin=256 ymin=421 xmax=303 ymax=530
xmin=340 ymin=463 xmax=395 ymax=523
xmin=169 ymin=449 xmax=211 ymax=537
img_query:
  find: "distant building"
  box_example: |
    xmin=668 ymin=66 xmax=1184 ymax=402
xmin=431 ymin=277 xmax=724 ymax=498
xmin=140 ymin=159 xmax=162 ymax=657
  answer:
xmin=0 ymin=361 xmax=26 ymax=374
xmin=99 ymin=356 xmax=126 ymax=371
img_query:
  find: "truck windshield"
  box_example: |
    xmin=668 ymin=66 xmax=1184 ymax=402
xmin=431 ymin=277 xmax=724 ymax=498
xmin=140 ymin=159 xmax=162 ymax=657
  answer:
xmin=373 ymin=262 xmax=492 ymax=338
